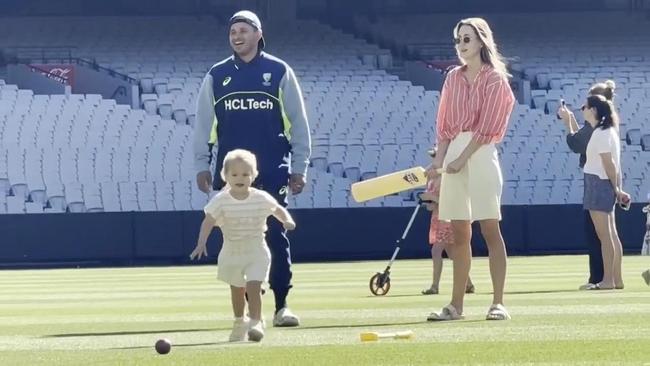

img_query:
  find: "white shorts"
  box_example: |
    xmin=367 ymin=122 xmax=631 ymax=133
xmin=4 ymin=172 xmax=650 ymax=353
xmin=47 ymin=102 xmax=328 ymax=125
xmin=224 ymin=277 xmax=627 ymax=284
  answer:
xmin=217 ymin=244 xmax=271 ymax=288
xmin=439 ymin=131 xmax=503 ymax=222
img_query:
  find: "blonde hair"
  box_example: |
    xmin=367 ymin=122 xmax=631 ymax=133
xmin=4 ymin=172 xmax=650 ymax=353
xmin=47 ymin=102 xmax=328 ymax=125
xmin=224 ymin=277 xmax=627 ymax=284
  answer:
xmin=220 ymin=149 xmax=259 ymax=181
xmin=589 ymin=80 xmax=616 ymax=101
xmin=454 ymin=17 xmax=511 ymax=78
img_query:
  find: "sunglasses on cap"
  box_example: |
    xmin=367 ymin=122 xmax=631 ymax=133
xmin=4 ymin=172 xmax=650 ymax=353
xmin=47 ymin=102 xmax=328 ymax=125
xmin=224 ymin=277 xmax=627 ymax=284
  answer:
xmin=454 ymin=36 xmax=472 ymax=45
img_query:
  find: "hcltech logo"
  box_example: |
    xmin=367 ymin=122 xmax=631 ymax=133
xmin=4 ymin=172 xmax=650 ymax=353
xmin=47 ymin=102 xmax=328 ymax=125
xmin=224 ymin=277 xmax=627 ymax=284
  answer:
xmin=224 ymin=98 xmax=274 ymax=110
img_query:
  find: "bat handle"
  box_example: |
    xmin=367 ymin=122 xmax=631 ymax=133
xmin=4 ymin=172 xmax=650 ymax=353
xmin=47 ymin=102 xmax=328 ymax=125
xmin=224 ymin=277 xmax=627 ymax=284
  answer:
xmin=394 ymin=331 xmax=414 ymax=339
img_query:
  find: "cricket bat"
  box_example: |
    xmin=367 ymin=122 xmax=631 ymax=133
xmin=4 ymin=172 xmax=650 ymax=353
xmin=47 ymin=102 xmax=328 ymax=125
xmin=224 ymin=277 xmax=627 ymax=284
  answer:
xmin=350 ymin=167 xmax=444 ymax=203
xmin=360 ymin=330 xmax=414 ymax=342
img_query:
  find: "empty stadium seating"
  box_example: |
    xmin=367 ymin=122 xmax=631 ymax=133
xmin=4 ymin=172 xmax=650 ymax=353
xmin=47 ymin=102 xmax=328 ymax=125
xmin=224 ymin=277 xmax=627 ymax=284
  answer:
xmin=354 ymin=11 xmax=650 ymax=205
xmin=1 ymin=12 xmax=649 ymax=213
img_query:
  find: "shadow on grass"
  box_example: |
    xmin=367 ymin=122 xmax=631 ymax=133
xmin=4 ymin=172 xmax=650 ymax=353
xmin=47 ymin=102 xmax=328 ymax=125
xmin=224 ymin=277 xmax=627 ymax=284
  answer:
xmin=45 ymin=317 xmax=491 ymax=340
xmin=505 ymin=289 xmax=580 ymax=295
xmin=290 ymin=319 xmax=484 ymax=331
xmin=370 ymin=288 xmax=581 ymax=298
xmin=364 ymin=294 xmax=425 ymax=298
xmin=111 ymin=341 xmax=233 ymax=350
xmin=44 ymin=327 xmax=229 ymax=338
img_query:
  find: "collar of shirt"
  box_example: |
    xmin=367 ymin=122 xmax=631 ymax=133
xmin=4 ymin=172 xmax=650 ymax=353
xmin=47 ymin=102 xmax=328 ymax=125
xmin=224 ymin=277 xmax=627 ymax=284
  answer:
xmin=233 ymin=50 xmax=263 ymax=69
xmin=457 ymin=63 xmax=490 ymax=84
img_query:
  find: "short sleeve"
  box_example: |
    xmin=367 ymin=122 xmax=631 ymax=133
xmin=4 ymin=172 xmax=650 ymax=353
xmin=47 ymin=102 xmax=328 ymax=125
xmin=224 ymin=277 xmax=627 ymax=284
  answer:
xmin=593 ymin=129 xmax=614 ymax=154
xmin=203 ymin=194 xmax=223 ymax=219
xmin=257 ymin=190 xmax=279 ymax=213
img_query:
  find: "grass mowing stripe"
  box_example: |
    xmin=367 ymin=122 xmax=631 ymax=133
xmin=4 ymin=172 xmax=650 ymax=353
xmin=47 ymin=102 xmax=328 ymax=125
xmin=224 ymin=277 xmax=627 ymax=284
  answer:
xmin=0 ymin=255 xmax=648 ymax=365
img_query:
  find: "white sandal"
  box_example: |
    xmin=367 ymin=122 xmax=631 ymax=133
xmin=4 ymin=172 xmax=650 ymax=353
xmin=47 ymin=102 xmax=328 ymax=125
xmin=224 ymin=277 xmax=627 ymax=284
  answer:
xmin=427 ymin=304 xmax=464 ymax=321
xmin=486 ymin=304 xmax=511 ymax=320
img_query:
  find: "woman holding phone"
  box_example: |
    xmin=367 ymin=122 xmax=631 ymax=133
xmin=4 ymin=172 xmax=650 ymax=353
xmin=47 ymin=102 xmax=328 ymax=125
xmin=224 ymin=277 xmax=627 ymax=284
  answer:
xmin=559 ymin=94 xmax=630 ymax=290
xmin=558 ymin=80 xmax=617 ymax=290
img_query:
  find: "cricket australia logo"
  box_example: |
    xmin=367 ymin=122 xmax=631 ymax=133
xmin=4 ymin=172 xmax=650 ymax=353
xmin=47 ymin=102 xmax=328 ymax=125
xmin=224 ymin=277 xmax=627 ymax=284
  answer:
xmin=262 ymin=73 xmax=272 ymax=86
xmin=402 ymin=172 xmax=421 ymax=185
xmin=223 ymin=76 xmax=231 ymax=86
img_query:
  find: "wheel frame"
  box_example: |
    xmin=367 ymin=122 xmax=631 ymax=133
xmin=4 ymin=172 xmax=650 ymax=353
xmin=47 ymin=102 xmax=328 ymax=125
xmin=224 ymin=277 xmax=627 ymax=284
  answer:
xmin=369 ymin=272 xmax=391 ymax=296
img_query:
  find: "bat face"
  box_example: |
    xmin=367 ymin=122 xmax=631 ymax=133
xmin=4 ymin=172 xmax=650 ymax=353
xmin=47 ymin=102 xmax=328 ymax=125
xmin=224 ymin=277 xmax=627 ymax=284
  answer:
xmin=351 ymin=166 xmax=427 ymax=203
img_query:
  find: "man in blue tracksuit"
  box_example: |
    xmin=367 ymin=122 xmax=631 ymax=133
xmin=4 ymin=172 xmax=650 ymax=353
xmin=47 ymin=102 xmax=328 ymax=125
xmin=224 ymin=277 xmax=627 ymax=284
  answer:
xmin=193 ymin=10 xmax=311 ymax=327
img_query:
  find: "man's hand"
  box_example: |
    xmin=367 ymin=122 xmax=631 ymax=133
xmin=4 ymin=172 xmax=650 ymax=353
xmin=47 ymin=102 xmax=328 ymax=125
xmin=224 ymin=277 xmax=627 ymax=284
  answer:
xmin=196 ymin=171 xmax=213 ymax=193
xmin=283 ymin=220 xmax=296 ymax=231
xmin=189 ymin=243 xmax=208 ymax=260
xmin=289 ymin=174 xmax=306 ymax=195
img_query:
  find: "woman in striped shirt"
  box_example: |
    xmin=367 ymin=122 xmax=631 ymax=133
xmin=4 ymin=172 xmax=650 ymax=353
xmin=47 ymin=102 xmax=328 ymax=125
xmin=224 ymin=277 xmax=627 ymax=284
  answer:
xmin=426 ymin=18 xmax=515 ymax=321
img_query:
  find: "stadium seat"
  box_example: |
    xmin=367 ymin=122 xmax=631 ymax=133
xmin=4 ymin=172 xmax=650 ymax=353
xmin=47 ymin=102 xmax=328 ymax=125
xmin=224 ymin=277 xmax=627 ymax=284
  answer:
xmin=641 ymin=134 xmax=650 ymax=151
xmin=6 ymin=196 xmax=26 ymax=214
xmin=626 ymin=128 xmax=641 ymax=145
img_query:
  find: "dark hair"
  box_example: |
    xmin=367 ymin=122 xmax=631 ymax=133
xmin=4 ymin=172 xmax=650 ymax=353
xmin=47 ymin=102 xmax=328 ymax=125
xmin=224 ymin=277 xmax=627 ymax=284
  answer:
xmin=586 ymin=95 xmax=618 ymax=130
xmin=588 ymin=80 xmax=616 ymax=101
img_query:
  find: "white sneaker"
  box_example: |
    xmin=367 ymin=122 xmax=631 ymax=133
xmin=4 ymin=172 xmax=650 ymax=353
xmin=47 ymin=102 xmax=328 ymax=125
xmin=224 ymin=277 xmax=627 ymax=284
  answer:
xmin=247 ymin=313 xmax=266 ymax=328
xmin=248 ymin=320 xmax=265 ymax=342
xmin=273 ymin=307 xmax=300 ymax=327
xmin=579 ymin=283 xmax=598 ymax=290
xmin=228 ymin=318 xmax=249 ymax=342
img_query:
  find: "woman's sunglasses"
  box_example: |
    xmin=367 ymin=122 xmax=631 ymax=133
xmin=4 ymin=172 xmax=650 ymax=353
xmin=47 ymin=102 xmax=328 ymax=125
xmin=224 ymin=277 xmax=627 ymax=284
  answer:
xmin=454 ymin=36 xmax=472 ymax=45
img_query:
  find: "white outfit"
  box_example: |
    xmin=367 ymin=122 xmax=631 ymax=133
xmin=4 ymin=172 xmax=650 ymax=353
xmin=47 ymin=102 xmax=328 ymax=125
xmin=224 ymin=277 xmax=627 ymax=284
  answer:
xmin=204 ymin=188 xmax=279 ymax=287
xmin=439 ymin=131 xmax=503 ymax=221
xmin=584 ymin=126 xmax=621 ymax=179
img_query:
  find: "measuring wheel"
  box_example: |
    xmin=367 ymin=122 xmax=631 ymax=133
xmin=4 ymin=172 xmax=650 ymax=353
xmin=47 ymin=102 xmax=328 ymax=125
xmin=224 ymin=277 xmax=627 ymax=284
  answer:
xmin=369 ymin=272 xmax=391 ymax=296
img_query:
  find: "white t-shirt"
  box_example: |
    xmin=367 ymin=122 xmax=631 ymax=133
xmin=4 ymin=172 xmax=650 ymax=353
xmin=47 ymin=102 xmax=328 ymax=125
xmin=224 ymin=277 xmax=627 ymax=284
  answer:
xmin=204 ymin=188 xmax=279 ymax=246
xmin=584 ymin=126 xmax=620 ymax=180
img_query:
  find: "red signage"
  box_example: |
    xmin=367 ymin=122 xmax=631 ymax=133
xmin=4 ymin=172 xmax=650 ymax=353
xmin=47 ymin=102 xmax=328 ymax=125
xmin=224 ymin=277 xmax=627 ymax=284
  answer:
xmin=29 ymin=64 xmax=75 ymax=87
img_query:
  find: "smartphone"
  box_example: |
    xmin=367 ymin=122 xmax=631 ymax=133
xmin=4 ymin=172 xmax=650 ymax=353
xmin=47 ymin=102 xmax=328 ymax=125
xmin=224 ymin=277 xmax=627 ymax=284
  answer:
xmin=618 ymin=197 xmax=631 ymax=211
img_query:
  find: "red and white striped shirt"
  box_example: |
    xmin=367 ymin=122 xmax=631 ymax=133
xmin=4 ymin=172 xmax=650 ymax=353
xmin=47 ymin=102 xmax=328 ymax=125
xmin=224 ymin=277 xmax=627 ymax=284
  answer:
xmin=436 ymin=64 xmax=515 ymax=144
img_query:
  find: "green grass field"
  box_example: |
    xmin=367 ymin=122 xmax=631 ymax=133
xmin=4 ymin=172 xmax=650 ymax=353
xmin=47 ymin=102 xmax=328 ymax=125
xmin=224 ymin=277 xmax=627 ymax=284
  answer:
xmin=1 ymin=255 xmax=649 ymax=366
